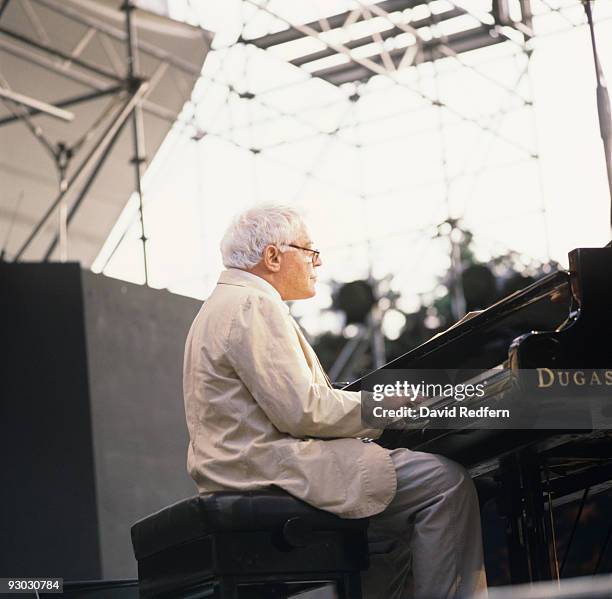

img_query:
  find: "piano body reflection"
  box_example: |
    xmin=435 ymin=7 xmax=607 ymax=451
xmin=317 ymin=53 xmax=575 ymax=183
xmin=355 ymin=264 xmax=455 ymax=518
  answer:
xmin=346 ymin=246 xmax=612 ymax=584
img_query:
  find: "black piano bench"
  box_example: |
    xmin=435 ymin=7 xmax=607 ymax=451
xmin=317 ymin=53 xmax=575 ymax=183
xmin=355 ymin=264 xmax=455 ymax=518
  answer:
xmin=130 ymin=490 xmax=369 ymax=599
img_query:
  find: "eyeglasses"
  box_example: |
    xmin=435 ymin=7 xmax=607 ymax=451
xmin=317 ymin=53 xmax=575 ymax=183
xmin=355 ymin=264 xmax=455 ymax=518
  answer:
xmin=287 ymin=243 xmax=321 ymax=265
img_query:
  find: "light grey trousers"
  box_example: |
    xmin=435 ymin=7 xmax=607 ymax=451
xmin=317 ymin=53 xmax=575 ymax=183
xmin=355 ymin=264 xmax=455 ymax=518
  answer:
xmin=361 ymin=448 xmax=487 ymax=599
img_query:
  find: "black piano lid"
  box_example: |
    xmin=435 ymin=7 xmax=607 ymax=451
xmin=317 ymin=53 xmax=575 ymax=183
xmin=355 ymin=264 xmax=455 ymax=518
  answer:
xmin=364 ymin=246 xmax=612 ymax=472
xmin=344 ymin=244 xmax=612 ymax=386
xmin=345 ymin=269 xmax=572 ymax=388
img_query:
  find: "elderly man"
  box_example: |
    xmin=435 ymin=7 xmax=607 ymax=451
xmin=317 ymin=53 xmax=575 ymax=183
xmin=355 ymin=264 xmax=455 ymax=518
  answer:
xmin=183 ymin=205 xmax=486 ymax=599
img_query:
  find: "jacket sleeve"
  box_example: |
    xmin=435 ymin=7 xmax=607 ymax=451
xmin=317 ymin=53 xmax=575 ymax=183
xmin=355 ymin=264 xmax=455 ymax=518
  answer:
xmin=226 ymin=292 xmax=382 ymax=439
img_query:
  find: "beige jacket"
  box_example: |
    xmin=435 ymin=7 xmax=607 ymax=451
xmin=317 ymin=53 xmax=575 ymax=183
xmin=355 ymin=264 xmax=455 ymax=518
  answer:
xmin=183 ymin=268 xmax=396 ymax=518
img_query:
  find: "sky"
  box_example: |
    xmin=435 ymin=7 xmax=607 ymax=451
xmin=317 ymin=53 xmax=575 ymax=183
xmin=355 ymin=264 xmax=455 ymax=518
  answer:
xmin=91 ymin=0 xmax=612 ymax=337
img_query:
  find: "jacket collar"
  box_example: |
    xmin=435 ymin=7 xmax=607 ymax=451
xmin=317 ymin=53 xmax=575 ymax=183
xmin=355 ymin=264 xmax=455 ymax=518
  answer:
xmin=217 ymin=268 xmax=288 ymax=311
xmin=217 ymin=269 xmax=329 ymax=384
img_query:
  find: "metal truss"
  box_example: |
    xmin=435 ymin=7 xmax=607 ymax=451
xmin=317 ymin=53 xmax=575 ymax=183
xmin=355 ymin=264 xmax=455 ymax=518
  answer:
xmin=185 ymin=0 xmax=594 ymax=327
xmin=176 ymin=1 xmax=538 ymax=223
xmin=223 ymin=2 xmax=610 ymax=243
xmin=244 ymin=0 xmax=530 ymax=85
xmin=0 ymin=0 xmax=209 ymax=278
xmin=240 ymin=1 xmax=536 ymax=157
xmin=96 ymin=0 xmax=607 ymax=292
xmin=14 ymin=81 xmax=149 ymax=262
xmin=196 ymin=0 xmax=600 ymax=158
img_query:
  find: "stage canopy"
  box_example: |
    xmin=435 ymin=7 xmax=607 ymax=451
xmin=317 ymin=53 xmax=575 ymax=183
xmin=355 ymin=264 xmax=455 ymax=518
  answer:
xmin=0 ymin=0 xmax=212 ymax=265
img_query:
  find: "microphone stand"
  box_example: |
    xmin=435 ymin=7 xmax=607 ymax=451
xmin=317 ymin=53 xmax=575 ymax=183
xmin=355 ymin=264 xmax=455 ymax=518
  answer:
xmin=583 ymin=0 xmax=612 ymax=230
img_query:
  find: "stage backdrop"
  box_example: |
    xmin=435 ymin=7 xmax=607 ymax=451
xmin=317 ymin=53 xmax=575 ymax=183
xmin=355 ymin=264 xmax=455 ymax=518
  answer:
xmin=0 ymin=263 xmax=201 ymax=579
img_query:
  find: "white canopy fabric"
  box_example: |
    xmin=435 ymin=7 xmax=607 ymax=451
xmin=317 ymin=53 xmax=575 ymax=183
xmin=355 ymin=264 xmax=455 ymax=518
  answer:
xmin=0 ymin=0 xmax=212 ymax=265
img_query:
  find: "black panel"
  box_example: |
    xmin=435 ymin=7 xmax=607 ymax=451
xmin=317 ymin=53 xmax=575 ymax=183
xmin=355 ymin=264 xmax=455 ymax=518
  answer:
xmin=0 ymin=263 xmax=101 ymax=579
xmin=81 ymin=271 xmax=200 ymax=578
xmin=0 ymin=264 xmax=202 ymax=580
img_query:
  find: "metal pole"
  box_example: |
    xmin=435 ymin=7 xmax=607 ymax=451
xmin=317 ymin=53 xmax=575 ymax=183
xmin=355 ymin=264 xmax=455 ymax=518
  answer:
xmin=0 ymin=87 xmax=74 ymax=121
xmin=369 ymin=311 xmax=387 ymax=369
xmin=449 ymin=224 xmax=466 ymax=320
xmin=0 ymin=0 xmax=11 ymax=20
xmin=244 ymin=0 xmax=534 ymax=158
xmin=329 ymin=329 xmax=370 ymax=383
xmin=56 ymin=144 xmax=70 ymax=261
xmin=0 ymin=26 xmax=122 ymax=82
xmin=43 ymin=116 xmax=132 ymax=260
xmin=0 ymin=89 xmax=57 ymax=160
xmin=0 ymin=40 xmax=176 ymax=124
xmin=583 ymin=0 xmax=612 ymax=230
xmin=123 ymin=0 xmax=149 ymax=285
xmin=0 ymin=37 xmax=114 ymax=90
xmin=13 ymin=82 xmax=148 ymax=261
xmin=32 ymin=0 xmax=203 ymax=78
xmin=428 ymin=6 xmax=466 ymax=322
xmin=0 ymin=86 xmax=123 ymax=127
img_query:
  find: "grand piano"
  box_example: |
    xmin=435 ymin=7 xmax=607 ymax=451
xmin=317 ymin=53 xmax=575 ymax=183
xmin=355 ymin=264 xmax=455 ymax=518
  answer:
xmin=347 ymin=245 xmax=612 ymax=584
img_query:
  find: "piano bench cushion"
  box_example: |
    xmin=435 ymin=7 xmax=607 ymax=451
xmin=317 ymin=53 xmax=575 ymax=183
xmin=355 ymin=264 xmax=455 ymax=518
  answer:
xmin=131 ymin=489 xmax=369 ymax=561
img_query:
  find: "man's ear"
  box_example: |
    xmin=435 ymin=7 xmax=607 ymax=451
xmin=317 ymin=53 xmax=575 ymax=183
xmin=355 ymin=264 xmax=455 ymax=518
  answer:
xmin=263 ymin=244 xmax=282 ymax=272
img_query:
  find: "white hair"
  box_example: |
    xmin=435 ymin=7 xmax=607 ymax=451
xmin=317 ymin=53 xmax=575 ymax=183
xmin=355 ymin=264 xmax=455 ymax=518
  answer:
xmin=220 ymin=204 xmax=305 ymax=269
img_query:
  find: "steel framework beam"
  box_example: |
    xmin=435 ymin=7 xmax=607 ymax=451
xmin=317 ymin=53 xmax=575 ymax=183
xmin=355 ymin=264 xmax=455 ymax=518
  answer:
xmin=0 ymin=26 xmax=122 ymax=82
xmin=0 ymin=86 xmax=74 ymax=121
xmin=13 ymin=81 xmax=149 ymax=262
xmin=244 ymin=0 xmax=534 ymax=157
xmin=42 ymin=104 xmax=132 ymax=260
xmin=287 ymin=7 xmax=464 ymax=68
xmin=245 ymin=0 xmax=531 ymax=87
xmin=0 ymin=86 xmax=123 ymax=126
xmin=311 ymin=25 xmax=502 ymax=86
xmin=123 ymin=0 xmax=149 ymax=284
xmin=0 ymin=0 xmax=11 ymax=20
xmin=244 ymin=0 xmax=422 ymax=48
xmin=32 ymin=0 xmax=203 ymax=78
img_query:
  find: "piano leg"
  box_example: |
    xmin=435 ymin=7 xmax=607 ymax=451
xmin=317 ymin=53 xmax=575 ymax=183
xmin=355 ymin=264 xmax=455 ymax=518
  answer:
xmin=498 ymin=451 xmax=554 ymax=584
